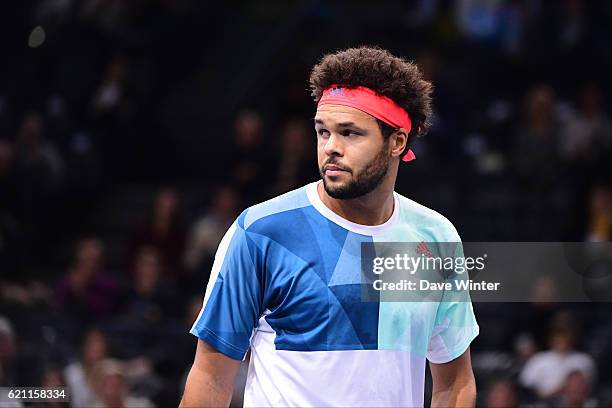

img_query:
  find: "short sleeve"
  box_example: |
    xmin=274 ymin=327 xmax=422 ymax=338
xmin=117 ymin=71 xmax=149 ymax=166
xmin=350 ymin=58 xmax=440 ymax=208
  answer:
xmin=190 ymin=219 xmax=263 ymax=360
xmin=427 ymin=241 xmax=479 ymax=364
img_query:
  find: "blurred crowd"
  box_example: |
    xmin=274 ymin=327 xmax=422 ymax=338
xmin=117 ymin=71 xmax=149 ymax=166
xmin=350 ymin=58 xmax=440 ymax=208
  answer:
xmin=1 ymin=0 xmax=612 ymax=407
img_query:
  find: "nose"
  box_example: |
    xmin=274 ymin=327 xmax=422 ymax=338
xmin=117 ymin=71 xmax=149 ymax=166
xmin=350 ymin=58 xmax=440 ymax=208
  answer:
xmin=323 ymin=132 xmax=343 ymax=157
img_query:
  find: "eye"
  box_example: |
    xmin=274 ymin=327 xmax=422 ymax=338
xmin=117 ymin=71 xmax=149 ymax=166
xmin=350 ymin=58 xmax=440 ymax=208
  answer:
xmin=317 ymin=128 xmax=330 ymax=137
xmin=341 ymin=129 xmax=360 ymax=137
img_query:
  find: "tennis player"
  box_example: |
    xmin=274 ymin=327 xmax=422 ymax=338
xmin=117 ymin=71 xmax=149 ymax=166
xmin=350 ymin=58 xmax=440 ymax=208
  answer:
xmin=181 ymin=46 xmax=479 ymax=407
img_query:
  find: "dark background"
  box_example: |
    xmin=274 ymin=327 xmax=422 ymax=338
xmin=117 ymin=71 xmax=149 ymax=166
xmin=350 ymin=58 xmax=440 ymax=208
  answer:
xmin=1 ymin=1 xmax=612 ymax=407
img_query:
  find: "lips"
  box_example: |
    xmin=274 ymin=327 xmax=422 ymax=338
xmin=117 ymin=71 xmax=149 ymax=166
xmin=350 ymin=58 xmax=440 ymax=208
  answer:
xmin=323 ymin=164 xmax=349 ymax=176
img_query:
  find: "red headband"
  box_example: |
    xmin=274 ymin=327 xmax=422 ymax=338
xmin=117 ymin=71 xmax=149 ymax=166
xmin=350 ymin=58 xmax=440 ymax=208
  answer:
xmin=317 ymin=85 xmax=415 ymax=162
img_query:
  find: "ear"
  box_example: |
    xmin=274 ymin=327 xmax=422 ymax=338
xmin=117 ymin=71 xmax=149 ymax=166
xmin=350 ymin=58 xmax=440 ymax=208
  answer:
xmin=389 ymin=128 xmax=408 ymax=159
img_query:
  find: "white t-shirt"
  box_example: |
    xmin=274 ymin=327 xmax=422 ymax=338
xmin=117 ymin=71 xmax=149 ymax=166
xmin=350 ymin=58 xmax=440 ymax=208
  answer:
xmin=520 ymin=350 xmax=596 ymax=396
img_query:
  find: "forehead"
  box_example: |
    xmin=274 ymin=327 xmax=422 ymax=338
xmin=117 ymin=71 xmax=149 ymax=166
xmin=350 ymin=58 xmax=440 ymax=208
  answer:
xmin=314 ymin=104 xmax=378 ymax=127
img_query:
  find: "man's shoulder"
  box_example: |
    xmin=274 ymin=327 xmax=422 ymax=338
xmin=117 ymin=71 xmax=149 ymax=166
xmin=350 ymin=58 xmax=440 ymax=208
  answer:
xmin=395 ymin=191 xmax=461 ymax=242
xmin=237 ymin=183 xmax=313 ymax=233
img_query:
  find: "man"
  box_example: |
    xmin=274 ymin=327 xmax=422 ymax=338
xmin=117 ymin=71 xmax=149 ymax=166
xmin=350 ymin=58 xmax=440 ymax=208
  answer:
xmin=181 ymin=46 xmax=479 ymax=407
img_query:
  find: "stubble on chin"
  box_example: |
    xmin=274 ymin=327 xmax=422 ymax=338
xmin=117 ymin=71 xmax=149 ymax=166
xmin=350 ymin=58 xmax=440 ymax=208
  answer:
xmin=320 ymin=149 xmax=389 ymax=200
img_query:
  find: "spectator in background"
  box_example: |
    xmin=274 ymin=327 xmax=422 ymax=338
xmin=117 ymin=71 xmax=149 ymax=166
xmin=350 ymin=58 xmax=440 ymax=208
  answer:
xmin=91 ymin=359 xmax=154 ymax=408
xmin=271 ymin=117 xmax=317 ymax=195
xmin=513 ymin=84 xmax=561 ymax=185
xmin=512 ymin=84 xmax=564 ymax=239
xmin=56 ymin=238 xmax=120 ymax=320
xmin=13 ymin=112 xmax=64 ymax=194
xmin=229 ymin=110 xmax=273 ymax=203
xmin=523 ymin=275 xmax=560 ymax=350
xmin=89 ymin=55 xmax=134 ymax=177
xmin=123 ymin=246 xmax=178 ymax=322
xmin=91 ymin=56 xmax=128 ymax=116
xmin=12 ymin=112 xmax=64 ymax=234
xmin=561 ymin=83 xmax=612 ymax=164
xmin=520 ymin=312 xmax=596 ymax=399
xmin=64 ymin=328 xmax=109 ymax=408
xmin=555 ymin=370 xmax=598 ymax=408
xmin=484 ymin=378 xmax=518 ymax=408
xmin=183 ymin=185 xmax=240 ymax=274
xmin=128 ymin=188 xmax=186 ymax=279
xmin=586 ymin=186 xmax=612 ymax=241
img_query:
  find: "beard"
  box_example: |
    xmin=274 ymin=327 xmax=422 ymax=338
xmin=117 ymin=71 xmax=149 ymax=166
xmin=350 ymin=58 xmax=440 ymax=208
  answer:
xmin=319 ymin=146 xmax=390 ymax=200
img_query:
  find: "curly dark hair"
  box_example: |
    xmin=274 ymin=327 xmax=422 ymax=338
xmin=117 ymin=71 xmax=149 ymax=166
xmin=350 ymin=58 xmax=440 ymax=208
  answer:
xmin=309 ymin=46 xmax=433 ymax=141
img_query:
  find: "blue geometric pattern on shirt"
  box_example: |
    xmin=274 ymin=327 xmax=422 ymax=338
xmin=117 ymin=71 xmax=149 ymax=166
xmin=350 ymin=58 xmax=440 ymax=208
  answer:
xmin=245 ymin=203 xmax=380 ymax=351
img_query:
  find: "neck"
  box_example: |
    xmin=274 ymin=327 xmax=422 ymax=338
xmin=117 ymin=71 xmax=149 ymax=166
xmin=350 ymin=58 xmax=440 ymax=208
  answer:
xmin=317 ymin=176 xmax=396 ymax=226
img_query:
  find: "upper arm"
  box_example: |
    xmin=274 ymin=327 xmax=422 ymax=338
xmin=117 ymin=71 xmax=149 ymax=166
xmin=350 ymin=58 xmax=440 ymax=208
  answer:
xmin=193 ymin=339 xmax=242 ymax=382
xmin=429 ymin=347 xmax=475 ymax=390
xmin=429 ymin=348 xmax=476 ymax=408
xmin=180 ymin=339 xmax=242 ymax=407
